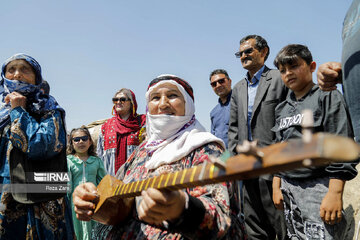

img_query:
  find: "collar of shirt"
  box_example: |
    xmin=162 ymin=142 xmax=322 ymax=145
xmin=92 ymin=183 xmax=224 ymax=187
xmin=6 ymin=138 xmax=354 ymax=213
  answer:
xmin=218 ymin=90 xmax=232 ymax=106
xmin=288 ymin=84 xmax=318 ymax=103
xmin=246 ymin=65 xmax=265 ymax=86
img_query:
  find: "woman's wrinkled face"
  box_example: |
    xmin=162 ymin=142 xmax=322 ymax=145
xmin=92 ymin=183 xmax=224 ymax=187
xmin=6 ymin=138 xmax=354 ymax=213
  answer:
xmin=113 ymin=92 xmax=132 ymax=117
xmin=148 ymin=83 xmax=185 ymax=116
xmin=5 ymin=59 xmax=36 ymax=85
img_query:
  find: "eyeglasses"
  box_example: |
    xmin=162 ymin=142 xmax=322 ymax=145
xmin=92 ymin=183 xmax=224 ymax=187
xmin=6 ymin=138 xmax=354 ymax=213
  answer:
xmin=112 ymin=97 xmax=130 ymax=103
xmin=210 ymin=78 xmax=226 ymax=87
xmin=235 ymin=48 xmax=254 ymax=58
xmin=72 ymin=135 xmax=89 ymax=143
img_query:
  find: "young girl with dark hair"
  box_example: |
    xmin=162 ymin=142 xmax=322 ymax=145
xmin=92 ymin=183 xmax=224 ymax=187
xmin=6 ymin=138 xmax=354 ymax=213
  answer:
xmin=67 ymin=127 xmax=106 ymax=240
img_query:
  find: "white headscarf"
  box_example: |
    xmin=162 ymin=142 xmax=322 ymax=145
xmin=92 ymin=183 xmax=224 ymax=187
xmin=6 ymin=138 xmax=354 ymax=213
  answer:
xmin=144 ymin=75 xmax=225 ymax=169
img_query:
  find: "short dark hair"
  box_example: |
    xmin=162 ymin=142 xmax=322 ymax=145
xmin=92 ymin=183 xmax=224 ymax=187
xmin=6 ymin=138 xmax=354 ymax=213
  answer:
xmin=67 ymin=126 xmax=97 ymax=156
xmin=240 ymin=35 xmax=270 ymax=61
xmin=274 ymin=44 xmax=313 ymax=69
xmin=209 ymin=69 xmax=229 ymax=81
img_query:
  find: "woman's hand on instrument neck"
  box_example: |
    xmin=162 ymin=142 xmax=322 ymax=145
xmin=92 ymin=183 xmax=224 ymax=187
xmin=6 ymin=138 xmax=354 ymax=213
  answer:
xmin=4 ymin=92 xmax=27 ymax=109
xmin=137 ymin=188 xmax=186 ymax=226
xmin=73 ymin=182 xmax=98 ymax=221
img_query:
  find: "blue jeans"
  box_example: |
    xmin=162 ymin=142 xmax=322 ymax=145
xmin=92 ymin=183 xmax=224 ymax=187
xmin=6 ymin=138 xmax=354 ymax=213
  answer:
xmin=342 ymin=0 xmax=360 ymax=143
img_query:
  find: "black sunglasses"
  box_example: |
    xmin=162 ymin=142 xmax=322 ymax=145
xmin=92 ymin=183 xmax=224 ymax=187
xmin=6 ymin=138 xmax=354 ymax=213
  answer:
xmin=210 ymin=78 xmax=226 ymax=87
xmin=72 ymin=135 xmax=89 ymax=143
xmin=112 ymin=97 xmax=130 ymax=103
xmin=235 ymin=47 xmax=254 ymax=58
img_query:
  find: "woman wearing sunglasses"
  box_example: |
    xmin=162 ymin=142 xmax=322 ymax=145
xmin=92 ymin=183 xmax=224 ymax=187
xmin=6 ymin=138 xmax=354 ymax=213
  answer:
xmin=97 ymin=88 xmax=146 ymax=176
xmin=67 ymin=127 xmax=106 ymax=240
xmin=0 ymin=54 xmax=74 ymax=239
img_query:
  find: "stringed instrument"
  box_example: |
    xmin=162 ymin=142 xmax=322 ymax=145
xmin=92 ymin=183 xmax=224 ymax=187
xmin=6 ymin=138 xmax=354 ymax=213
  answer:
xmin=92 ymin=132 xmax=360 ymax=225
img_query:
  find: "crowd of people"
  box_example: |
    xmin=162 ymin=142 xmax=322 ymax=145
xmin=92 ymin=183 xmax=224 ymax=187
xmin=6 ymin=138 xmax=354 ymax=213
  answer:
xmin=0 ymin=1 xmax=360 ymax=239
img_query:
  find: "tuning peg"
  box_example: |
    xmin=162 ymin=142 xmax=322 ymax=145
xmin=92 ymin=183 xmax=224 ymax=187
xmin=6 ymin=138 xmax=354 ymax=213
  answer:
xmin=209 ymin=155 xmax=227 ymax=170
xmin=236 ymin=140 xmax=264 ymax=158
xmin=301 ymin=109 xmax=314 ymax=143
xmin=199 ymin=151 xmax=229 ymax=180
xmin=302 ymin=158 xmax=312 ymax=167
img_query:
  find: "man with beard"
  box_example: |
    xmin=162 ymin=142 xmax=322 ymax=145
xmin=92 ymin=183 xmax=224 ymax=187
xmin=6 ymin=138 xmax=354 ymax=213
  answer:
xmin=209 ymin=69 xmax=232 ymax=148
xmin=228 ymin=35 xmax=289 ymax=240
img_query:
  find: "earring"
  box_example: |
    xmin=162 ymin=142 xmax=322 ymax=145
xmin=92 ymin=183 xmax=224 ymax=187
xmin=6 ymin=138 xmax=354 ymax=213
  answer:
xmin=132 ymin=104 xmax=136 ymax=116
xmin=112 ymin=105 xmax=116 ymax=116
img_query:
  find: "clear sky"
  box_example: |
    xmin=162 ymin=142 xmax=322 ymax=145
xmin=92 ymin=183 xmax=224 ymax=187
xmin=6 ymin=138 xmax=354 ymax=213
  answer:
xmin=1 ymin=0 xmax=352 ymax=131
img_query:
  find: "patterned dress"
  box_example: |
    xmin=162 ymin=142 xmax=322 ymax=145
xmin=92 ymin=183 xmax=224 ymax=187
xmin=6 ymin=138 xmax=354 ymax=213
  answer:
xmin=92 ymin=142 xmax=245 ymax=240
xmin=0 ymin=107 xmax=74 ymax=239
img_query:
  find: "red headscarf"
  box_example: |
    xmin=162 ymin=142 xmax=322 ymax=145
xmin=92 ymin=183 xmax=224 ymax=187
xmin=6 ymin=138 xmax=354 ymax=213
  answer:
xmin=102 ymin=89 xmax=146 ymax=173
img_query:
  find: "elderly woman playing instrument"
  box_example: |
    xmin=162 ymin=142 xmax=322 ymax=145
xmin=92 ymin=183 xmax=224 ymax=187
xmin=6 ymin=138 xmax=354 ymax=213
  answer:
xmin=0 ymin=54 xmax=73 ymax=239
xmin=97 ymin=88 xmax=146 ymax=176
xmin=73 ymin=75 xmax=244 ymax=239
